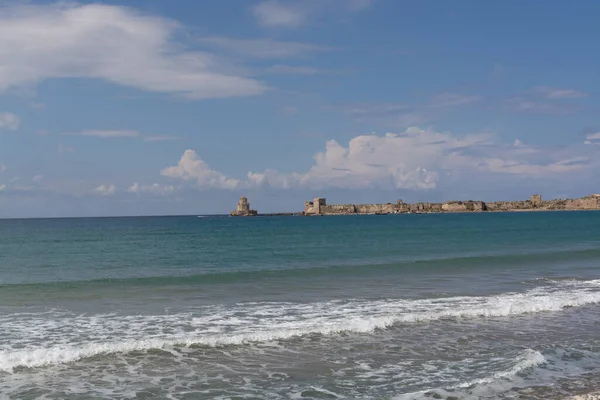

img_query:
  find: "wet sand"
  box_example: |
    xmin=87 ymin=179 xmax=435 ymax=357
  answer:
xmin=571 ymin=393 xmax=600 ymax=400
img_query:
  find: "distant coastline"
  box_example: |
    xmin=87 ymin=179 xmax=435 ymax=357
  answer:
xmin=230 ymin=194 xmax=600 ymax=217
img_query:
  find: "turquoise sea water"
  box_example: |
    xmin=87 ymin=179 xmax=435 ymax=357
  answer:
xmin=1 ymin=212 xmax=600 ymax=399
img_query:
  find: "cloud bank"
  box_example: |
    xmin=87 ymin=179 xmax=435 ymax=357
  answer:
xmin=0 ymin=3 xmax=265 ymax=99
xmin=127 ymin=182 xmax=176 ymax=196
xmin=160 ymin=127 xmax=599 ymax=192
xmin=90 ymin=184 xmax=117 ymax=196
xmin=161 ymin=150 xmax=243 ymax=190
xmin=585 ymin=132 xmax=600 ymax=146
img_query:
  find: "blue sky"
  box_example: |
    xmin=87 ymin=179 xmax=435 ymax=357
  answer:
xmin=1 ymin=0 xmax=600 ymax=217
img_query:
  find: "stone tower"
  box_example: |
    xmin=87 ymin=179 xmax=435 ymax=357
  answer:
xmin=230 ymin=196 xmax=257 ymax=216
xmin=531 ymin=194 xmax=542 ymax=207
xmin=313 ymin=198 xmax=326 ymax=215
xmin=237 ymin=196 xmax=250 ymax=213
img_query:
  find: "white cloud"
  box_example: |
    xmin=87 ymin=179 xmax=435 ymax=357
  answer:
xmin=0 ymin=112 xmax=20 ymax=130
xmin=32 ymin=175 xmax=44 ymax=183
xmin=164 ymin=128 xmax=597 ymax=192
xmin=247 ymin=169 xmax=298 ymax=189
xmin=584 ymin=132 xmax=600 ymax=145
xmin=63 ymin=130 xmax=140 ymax=138
xmin=0 ymin=3 xmax=265 ymax=99
xmin=199 ymin=37 xmax=332 ymax=58
xmin=91 ymin=184 xmax=117 ymax=196
xmin=127 ymin=182 xmax=176 ymax=196
xmin=531 ymin=86 xmax=587 ymax=99
xmin=266 ymin=129 xmax=594 ymax=188
xmin=251 ymin=0 xmax=374 ymax=28
xmin=0 ymin=183 xmax=36 ymax=194
xmin=0 ymin=165 xmax=6 ymax=173
xmin=161 ymin=150 xmax=243 ymax=189
xmin=265 ymin=129 xmax=481 ymax=190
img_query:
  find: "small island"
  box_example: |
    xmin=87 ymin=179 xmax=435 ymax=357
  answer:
xmin=229 ymin=196 xmax=257 ymax=216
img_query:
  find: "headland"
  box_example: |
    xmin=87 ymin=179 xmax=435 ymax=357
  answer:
xmin=230 ymin=193 xmax=600 ymax=216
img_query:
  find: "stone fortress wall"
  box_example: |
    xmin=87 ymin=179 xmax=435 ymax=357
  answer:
xmin=304 ymin=199 xmax=402 ymax=215
xmin=303 ymin=194 xmax=600 ymax=216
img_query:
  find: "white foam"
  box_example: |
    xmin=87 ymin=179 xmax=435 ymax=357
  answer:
xmin=453 ymin=349 xmax=547 ymax=388
xmin=289 ymin=387 xmax=343 ymax=399
xmin=392 ymin=349 xmax=547 ymax=400
xmin=1 ymin=278 xmax=599 ymax=372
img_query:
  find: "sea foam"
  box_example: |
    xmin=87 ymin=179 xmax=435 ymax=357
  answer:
xmin=392 ymin=348 xmax=548 ymax=400
xmin=453 ymin=348 xmax=547 ymax=388
xmin=1 ymin=278 xmax=599 ymax=372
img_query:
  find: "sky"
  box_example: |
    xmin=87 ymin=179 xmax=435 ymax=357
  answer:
xmin=1 ymin=0 xmax=600 ymax=217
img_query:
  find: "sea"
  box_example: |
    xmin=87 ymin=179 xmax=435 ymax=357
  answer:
xmin=1 ymin=211 xmax=600 ymax=399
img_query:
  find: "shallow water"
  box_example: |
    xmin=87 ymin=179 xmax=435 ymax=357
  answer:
xmin=1 ymin=212 xmax=600 ymax=399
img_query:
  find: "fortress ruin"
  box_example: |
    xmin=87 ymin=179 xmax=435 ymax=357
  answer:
xmin=303 ymin=194 xmax=600 ymax=216
xmin=230 ymin=196 xmax=257 ymax=216
xmin=228 ymin=194 xmax=600 ymax=217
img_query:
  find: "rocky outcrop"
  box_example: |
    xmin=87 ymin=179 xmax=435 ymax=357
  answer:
xmin=230 ymin=196 xmax=258 ymax=216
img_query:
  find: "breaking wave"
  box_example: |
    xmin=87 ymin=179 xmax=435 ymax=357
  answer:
xmin=1 ymin=278 xmax=599 ymax=372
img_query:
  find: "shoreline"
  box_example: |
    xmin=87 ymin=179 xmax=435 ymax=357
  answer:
xmin=571 ymin=393 xmax=600 ymax=400
xmin=299 ymin=194 xmax=600 ymax=216
xmin=233 ymin=208 xmax=600 ymax=217
xmin=229 ymin=194 xmax=600 ymax=218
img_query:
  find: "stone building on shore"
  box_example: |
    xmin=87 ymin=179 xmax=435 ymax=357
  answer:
xmin=230 ymin=196 xmax=257 ymax=216
xmin=303 ymin=194 xmax=600 ymax=216
xmin=304 ymin=198 xmax=405 ymax=215
xmin=229 ymin=194 xmax=600 ymax=217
